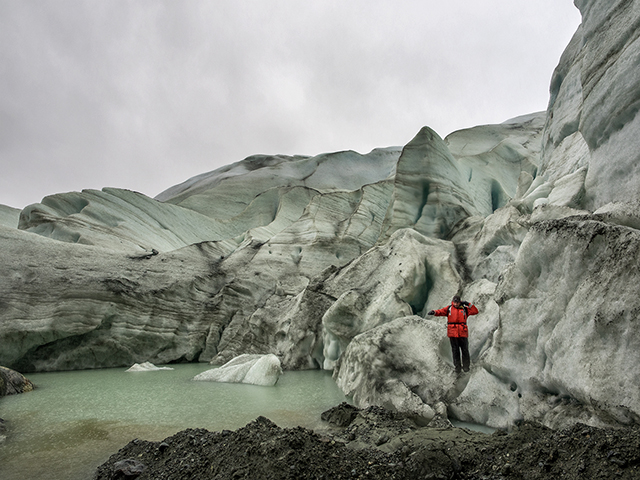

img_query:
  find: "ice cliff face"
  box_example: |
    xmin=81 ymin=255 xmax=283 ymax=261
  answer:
xmin=542 ymin=0 xmax=640 ymax=210
xmin=1 ymin=0 xmax=639 ymax=431
xmin=0 ymin=205 xmax=19 ymax=229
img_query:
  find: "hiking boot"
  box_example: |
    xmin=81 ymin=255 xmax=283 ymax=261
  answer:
xmin=455 ymin=366 xmax=462 ymax=374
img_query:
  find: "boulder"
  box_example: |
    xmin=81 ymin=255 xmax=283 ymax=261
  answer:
xmin=0 ymin=366 xmax=34 ymax=396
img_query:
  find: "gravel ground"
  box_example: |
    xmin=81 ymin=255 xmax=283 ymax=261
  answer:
xmin=94 ymin=403 xmax=640 ymax=480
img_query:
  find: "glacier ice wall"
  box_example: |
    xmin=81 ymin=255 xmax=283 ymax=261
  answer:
xmin=193 ymin=354 xmax=283 ymax=386
xmin=0 ymin=205 xmax=19 ymax=229
xmin=2 ymin=0 xmax=640 ymax=430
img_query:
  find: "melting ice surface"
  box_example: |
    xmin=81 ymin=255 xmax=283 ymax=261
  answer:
xmin=0 ymin=364 xmax=347 ymax=480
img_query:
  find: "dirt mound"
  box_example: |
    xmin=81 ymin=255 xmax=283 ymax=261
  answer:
xmin=95 ymin=404 xmax=640 ymax=479
xmin=94 ymin=416 xmax=407 ymax=480
xmin=465 ymin=422 xmax=640 ymax=479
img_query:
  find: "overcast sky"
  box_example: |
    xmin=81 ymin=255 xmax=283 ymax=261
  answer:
xmin=0 ymin=1 xmax=581 ymax=209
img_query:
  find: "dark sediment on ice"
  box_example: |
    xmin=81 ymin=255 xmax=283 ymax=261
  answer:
xmin=94 ymin=403 xmax=640 ymax=479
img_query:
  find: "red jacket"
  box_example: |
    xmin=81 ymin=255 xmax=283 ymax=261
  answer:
xmin=433 ymin=303 xmax=479 ymax=338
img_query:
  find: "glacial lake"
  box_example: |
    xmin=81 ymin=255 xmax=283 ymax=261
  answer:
xmin=0 ymin=364 xmax=348 ymax=480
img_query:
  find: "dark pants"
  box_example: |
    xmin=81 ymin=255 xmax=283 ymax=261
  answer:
xmin=450 ymin=337 xmax=470 ymax=372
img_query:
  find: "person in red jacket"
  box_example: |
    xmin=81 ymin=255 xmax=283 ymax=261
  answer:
xmin=428 ymin=295 xmax=479 ymax=373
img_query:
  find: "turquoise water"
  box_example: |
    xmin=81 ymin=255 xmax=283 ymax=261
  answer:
xmin=0 ymin=364 xmax=347 ymax=480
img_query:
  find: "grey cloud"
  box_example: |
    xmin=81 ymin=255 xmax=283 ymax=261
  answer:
xmin=0 ymin=0 xmax=581 ymax=208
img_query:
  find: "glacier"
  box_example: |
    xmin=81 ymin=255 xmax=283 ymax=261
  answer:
xmin=2 ymin=0 xmax=640 ymax=430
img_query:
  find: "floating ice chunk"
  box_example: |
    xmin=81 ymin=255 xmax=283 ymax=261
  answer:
xmin=193 ymin=354 xmax=283 ymax=386
xmin=125 ymin=362 xmax=174 ymax=372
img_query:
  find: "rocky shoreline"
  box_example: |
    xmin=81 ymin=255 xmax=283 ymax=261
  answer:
xmin=94 ymin=403 xmax=640 ymax=479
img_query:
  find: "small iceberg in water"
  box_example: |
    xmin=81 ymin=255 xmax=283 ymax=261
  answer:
xmin=126 ymin=362 xmax=174 ymax=372
xmin=193 ymin=354 xmax=283 ymax=386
